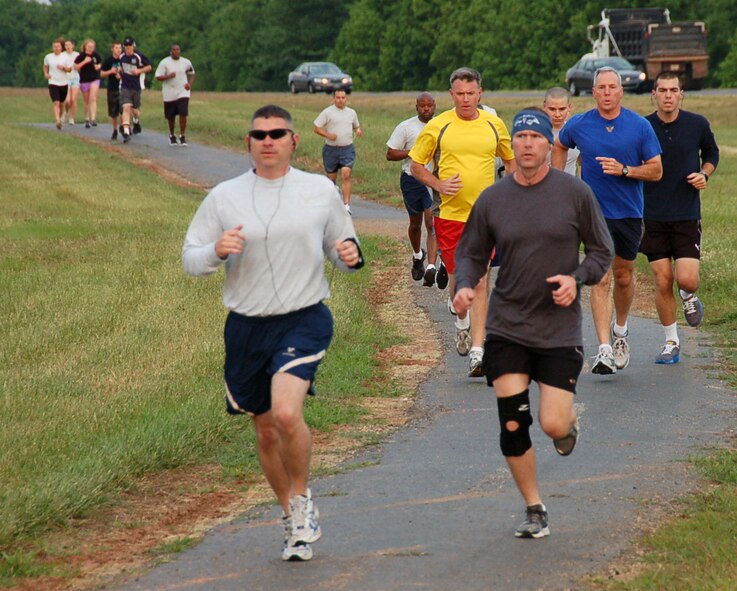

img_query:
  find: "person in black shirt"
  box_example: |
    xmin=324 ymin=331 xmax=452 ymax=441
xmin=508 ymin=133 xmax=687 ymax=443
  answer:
xmin=641 ymin=72 xmax=719 ymax=364
xmin=101 ymin=41 xmax=123 ymax=141
xmin=73 ymin=39 xmax=102 ymax=128
xmin=118 ymin=36 xmax=152 ymax=142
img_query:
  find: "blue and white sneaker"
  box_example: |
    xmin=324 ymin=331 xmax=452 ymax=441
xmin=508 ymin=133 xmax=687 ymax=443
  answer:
xmin=281 ymin=514 xmax=312 ymax=561
xmin=655 ymin=341 xmax=680 ymax=364
xmin=290 ymin=489 xmax=321 ymax=545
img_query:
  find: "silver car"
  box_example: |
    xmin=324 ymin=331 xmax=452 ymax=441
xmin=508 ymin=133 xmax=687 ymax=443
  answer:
xmin=288 ymin=62 xmax=353 ymax=94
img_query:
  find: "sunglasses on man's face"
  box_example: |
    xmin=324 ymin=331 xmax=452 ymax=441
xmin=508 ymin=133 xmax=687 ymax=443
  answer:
xmin=248 ymin=128 xmax=293 ymax=141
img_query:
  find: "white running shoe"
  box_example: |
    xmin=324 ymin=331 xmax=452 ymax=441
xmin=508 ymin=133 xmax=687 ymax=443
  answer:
xmin=611 ymin=325 xmax=630 ymax=370
xmin=591 ymin=349 xmax=616 ymax=375
xmin=281 ymin=514 xmax=312 ymax=561
xmin=290 ymin=489 xmax=321 ymax=544
xmin=468 ymin=349 xmax=484 ymax=377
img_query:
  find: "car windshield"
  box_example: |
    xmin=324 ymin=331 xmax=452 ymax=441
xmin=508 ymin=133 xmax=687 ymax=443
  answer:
xmin=594 ymin=57 xmax=635 ymax=70
xmin=310 ymin=63 xmax=341 ymax=75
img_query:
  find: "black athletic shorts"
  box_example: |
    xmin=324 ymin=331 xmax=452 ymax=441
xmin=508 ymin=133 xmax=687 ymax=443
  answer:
xmin=164 ymin=97 xmax=189 ymax=119
xmin=605 ymin=217 xmax=643 ymax=261
xmin=223 ymin=302 xmax=333 ymax=416
xmin=48 ymin=84 xmax=68 ymax=103
xmin=483 ymin=335 xmax=584 ymax=394
xmin=640 ymin=219 xmax=702 ymax=262
xmin=107 ymin=90 xmax=121 ymax=118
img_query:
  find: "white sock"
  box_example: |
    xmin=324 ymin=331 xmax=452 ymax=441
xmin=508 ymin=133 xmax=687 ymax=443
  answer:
xmin=455 ymin=315 xmax=470 ymax=330
xmin=413 ymin=250 xmax=423 ymax=259
xmin=425 ymin=263 xmax=436 ymax=270
xmin=599 ymin=343 xmax=613 ymax=355
xmin=470 ymin=346 xmax=483 ymax=355
xmin=680 ymin=289 xmax=694 ymax=301
xmin=663 ymin=322 xmax=679 ymax=345
xmin=613 ymin=322 xmax=628 ymax=338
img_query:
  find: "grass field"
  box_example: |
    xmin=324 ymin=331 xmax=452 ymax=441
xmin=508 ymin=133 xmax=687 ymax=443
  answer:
xmin=1 ymin=87 xmax=736 ymax=589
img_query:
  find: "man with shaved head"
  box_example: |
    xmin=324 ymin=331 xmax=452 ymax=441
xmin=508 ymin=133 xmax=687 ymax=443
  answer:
xmin=543 ymin=87 xmax=579 ymax=176
xmin=386 ymin=92 xmax=439 ymax=285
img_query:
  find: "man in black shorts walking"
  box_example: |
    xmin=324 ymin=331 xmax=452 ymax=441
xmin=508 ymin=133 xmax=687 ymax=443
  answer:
xmin=454 ymin=109 xmax=613 ymax=538
xmin=183 ymin=104 xmax=364 ymax=561
xmin=641 ymin=72 xmax=719 ymax=363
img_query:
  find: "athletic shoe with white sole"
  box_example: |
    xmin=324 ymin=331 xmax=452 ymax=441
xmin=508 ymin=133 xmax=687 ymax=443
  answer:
xmin=290 ymin=489 xmax=321 ymax=545
xmin=455 ymin=327 xmax=471 ymax=357
xmin=169 ymin=135 xmax=178 ymax=146
xmin=281 ymin=515 xmax=312 ymax=561
xmin=682 ymin=294 xmax=704 ymax=327
xmin=553 ymin=419 xmax=579 ymax=456
xmin=655 ymin=340 xmax=680 ymax=364
xmin=468 ymin=349 xmax=484 ymax=377
xmin=411 ymin=249 xmax=426 ymax=281
xmin=515 ymin=504 xmax=550 ymax=539
xmin=132 ymin=119 xmax=142 ymax=134
xmin=611 ymin=325 xmax=630 ymax=370
xmin=179 ymin=135 xmax=188 ymax=146
xmin=591 ymin=350 xmax=616 ymax=375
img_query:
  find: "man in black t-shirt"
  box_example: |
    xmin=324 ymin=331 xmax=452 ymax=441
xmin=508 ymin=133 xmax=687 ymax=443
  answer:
xmin=641 ymin=72 xmax=720 ymax=364
xmin=100 ymin=41 xmax=123 ymax=141
xmin=118 ymin=36 xmax=151 ymax=143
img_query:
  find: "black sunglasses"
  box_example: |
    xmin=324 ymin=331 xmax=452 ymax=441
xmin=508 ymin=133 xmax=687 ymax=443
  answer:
xmin=248 ymin=128 xmax=293 ymax=141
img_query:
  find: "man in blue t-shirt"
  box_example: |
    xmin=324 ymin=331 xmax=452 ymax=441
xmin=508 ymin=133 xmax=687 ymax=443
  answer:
xmin=641 ymin=72 xmax=719 ymax=365
xmin=553 ymin=67 xmax=662 ymax=375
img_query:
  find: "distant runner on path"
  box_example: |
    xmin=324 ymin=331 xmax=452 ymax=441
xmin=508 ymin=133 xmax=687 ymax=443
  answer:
xmin=155 ymin=43 xmax=195 ymax=147
xmin=454 ymin=108 xmax=613 ymax=539
xmin=182 ymin=104 xmax=364 ymax=562
xmin=386 ymin=92 xmax=438 ymax=286
xmin=641 ymin=71 xmax=719 ymax=364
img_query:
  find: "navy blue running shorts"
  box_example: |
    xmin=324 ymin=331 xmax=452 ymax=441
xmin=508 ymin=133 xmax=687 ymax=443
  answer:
xmin=223 ymin=302 xmax=334 ymax=416
xmin=400 ymin=172 xmax=432 ymax=215
xmin=605 ymin=217 xmax=644 ymax=261
xmin=483 ymin=335 xmax=584 ymax=394
xmin=322 ymin=144 xmax=355 ymax=173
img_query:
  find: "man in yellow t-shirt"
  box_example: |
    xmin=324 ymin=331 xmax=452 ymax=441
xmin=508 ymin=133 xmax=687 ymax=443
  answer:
xmin=409 ymin=67 xmax=514 ymax=378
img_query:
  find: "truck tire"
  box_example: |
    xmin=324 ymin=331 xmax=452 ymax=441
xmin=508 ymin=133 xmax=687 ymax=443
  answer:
xmin=569 ymin=81 xmax=580 ymax=97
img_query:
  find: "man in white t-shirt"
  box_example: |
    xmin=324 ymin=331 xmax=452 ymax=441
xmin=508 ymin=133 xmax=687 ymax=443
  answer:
xmin=313 ymin=90 xmax=362 ymax=213
xmin=43 ymin=38 xmax=70 ymax=129
xmin=155 ymin=44 xmax=196 ymax=146
xmin=544 ymin=87 xmax=580 ymax=176
xmin=386 ymin=92 xmax=439 ymax=285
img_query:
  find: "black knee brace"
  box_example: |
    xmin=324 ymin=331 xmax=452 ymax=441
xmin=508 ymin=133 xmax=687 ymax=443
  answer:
xmin=497 ymin=390 xmax=533 ymax=457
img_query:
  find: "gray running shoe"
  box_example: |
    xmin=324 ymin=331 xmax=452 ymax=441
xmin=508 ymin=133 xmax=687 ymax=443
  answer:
xmin=591 ymin=350 xmax=616 ymax=375
xmin=411 ymin=249 xmax=426 ymax=281
xmin=682 ymin=295 xmax=704 ymax=327
xmin=611 ymin=325 xmax=630 ymax=369
xmin=281 ymin=515 xmax=312 ymax=561
xmin=515 ymin=504 xmax=550 ymax=539
xmin=553 ymin=419 xmax=579 ymax=456
xmin=455 ymin=327 xmax=471 ymax=356
xmin=655 ymin=340 xmax=680 ymax=364
xmin=468 ymin=349 xmax=484 ymax=377
xmin=436 ymin=259 xmax=448 ymax=290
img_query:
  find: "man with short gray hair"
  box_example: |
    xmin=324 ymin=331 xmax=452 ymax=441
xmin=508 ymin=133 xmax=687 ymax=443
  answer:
xmin=553 ymin=66 xmax=662 ymax=375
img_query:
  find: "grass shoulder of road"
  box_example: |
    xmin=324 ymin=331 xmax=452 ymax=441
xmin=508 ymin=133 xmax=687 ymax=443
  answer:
xmin=0 ymin=90 xmax=428 ymax=588
xmin=2 ymin=88 xmax=737 ymax=589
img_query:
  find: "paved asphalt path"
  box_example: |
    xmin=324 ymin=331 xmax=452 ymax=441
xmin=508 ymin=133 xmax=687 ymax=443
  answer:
xmin=47 ymin=123 xmax=735 ymax=590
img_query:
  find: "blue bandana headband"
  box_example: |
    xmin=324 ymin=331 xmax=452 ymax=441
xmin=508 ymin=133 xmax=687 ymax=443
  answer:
xmin=512 ymin=110 xmax=554 ymax=144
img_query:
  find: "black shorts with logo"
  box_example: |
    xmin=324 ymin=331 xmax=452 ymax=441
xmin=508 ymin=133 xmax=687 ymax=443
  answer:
xmin=483 ymin=335 xmax=584 ymax=394
xmin=640 ymin=219 xmax=702 ymax=262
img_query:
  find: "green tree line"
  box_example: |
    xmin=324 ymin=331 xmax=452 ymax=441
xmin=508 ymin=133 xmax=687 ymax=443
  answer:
xmin=3 ymin=0 xmax=737 ymax=90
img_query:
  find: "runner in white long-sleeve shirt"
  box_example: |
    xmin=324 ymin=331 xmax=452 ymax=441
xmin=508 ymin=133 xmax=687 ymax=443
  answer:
xmin=182 ymin=104 xmax=364 ymax=562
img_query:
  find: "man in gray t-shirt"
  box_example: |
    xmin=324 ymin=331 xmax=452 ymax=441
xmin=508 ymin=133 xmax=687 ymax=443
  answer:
xmin=454 ymin=109 xmax=612 ymax=541
xmin=313 ymin=90 xmax=362 ymax=213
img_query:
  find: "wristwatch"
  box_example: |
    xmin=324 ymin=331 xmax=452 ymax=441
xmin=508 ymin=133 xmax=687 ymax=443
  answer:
xmin=621 ymin=165 xmax=629 ymax=177
xmin=701 ymin=171 xmax=709 ymax=182
xmin=570 ymin=273 xmax=583 ymax=291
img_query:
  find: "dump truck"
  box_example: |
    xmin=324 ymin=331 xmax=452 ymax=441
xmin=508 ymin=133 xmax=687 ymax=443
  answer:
xmin=587 ymin=8 xmax=708 ymax=90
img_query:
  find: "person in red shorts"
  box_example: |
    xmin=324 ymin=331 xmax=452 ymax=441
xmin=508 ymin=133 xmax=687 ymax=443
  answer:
xmin=409 ymin=67 xmax=515 ymax=377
